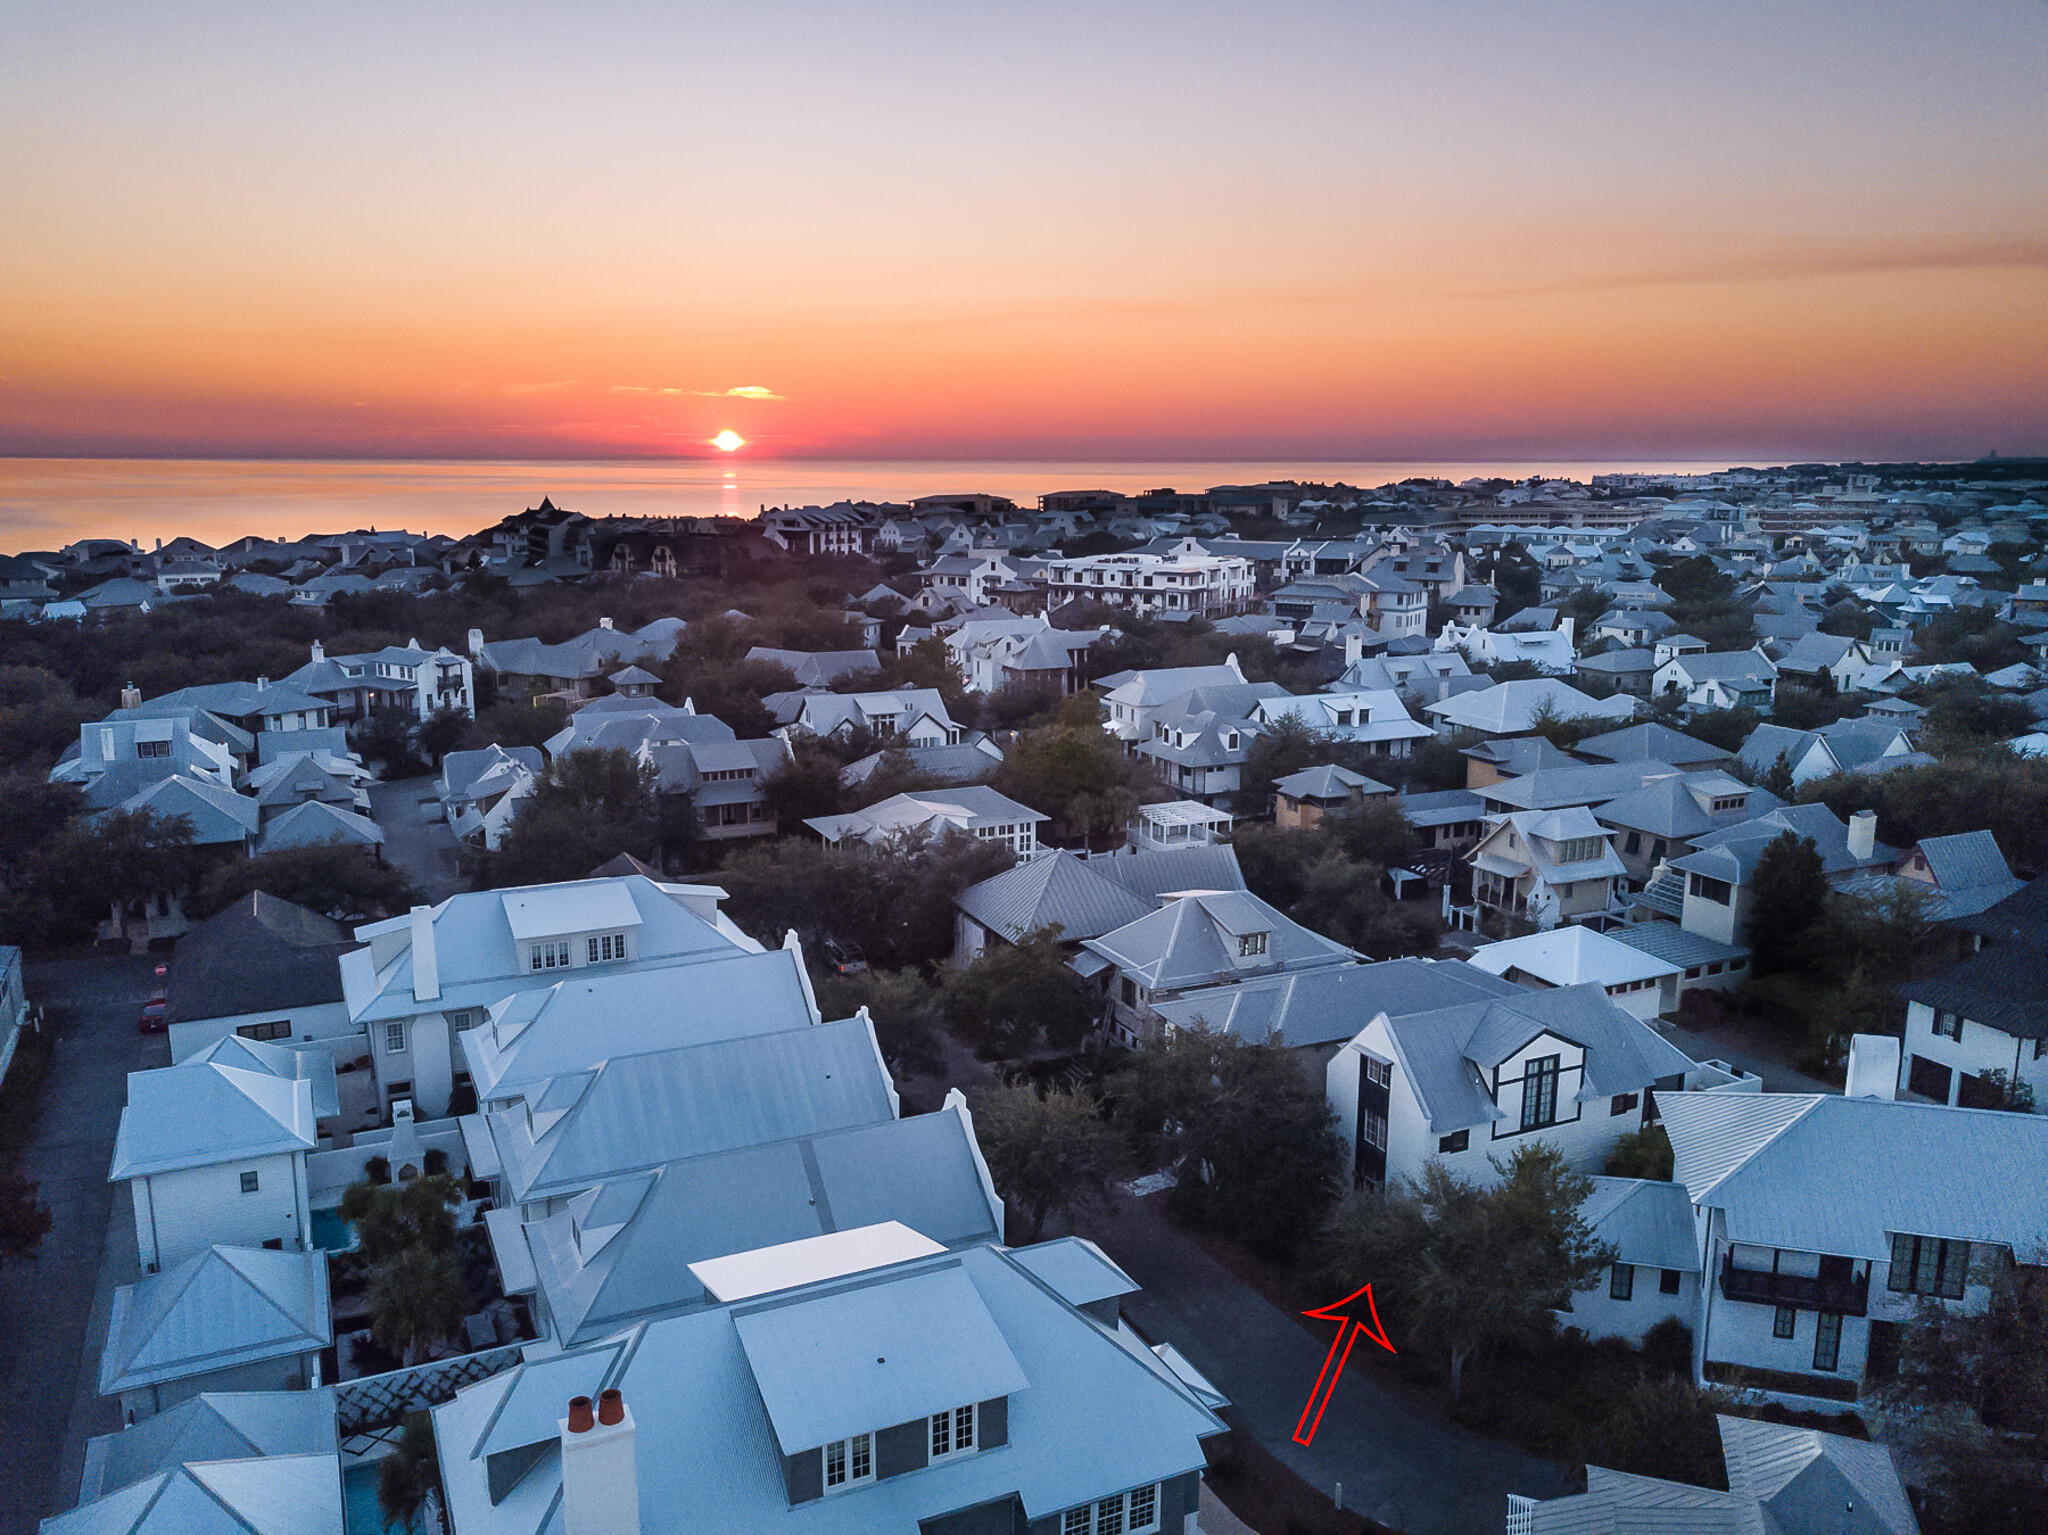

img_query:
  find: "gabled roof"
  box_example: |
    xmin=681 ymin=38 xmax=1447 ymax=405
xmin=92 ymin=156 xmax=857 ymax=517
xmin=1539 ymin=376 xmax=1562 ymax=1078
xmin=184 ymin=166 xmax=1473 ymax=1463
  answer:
xmin=109 ymin=773 xmax=259 ymax=845
xmin=1153 ymin=957 xmax=1516 ymax=1048
xmin=42 ymin=1454 xmax=345 ymax=1535
xmin=1572 ymin=722 xmax=1731 ymax=766
xmin=164 ymin=892 xmax=351 ymax=1025
xmin=1908 ymin=829 xmax=2015 ymax=894
xmin=1592 ymin=774 xmax=1783 ymax=841
xmin=1077 ymin=890 xmax=1357 ymax=991
xmin=955 ymin=849 xmax=1155 ymax=947
xmin=1660 ymin=1093 xmax=2048 ymax=1259
xmin=1578 ymin=1177 xmax=1699 ymax=1273
xmin=110 ymin=1059 xmax=318 ymax=1181
xmin=78 ymin=1391 xmax=339 ymax=1504
xmin=1897 ymin=940 xmax=2048 ymax=1041
xmin=100 ymin=1247 xmax=330 ymax=1395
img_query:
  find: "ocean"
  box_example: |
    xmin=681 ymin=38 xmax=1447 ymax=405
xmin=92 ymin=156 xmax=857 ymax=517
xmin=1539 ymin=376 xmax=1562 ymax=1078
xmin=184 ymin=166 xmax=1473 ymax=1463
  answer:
xmin=0 ymin=456 xmax=1736 ymax=552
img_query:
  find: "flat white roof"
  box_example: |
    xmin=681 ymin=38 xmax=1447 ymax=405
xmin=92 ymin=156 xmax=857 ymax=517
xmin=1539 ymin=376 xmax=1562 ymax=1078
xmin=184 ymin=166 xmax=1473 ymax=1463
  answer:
xmin=499 ymin=882 xmax=643 ymax=942
xmin=688 ymin=1221 xmax=944 ymax=1302
xmin=1140 ymin=800 xmax=1234 ymax=827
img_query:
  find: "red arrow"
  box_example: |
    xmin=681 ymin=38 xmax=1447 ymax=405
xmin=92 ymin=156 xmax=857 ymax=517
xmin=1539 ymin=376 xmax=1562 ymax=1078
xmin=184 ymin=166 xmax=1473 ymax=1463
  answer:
xmin=1292 ymin=1283 xmax=1396 ymax=1446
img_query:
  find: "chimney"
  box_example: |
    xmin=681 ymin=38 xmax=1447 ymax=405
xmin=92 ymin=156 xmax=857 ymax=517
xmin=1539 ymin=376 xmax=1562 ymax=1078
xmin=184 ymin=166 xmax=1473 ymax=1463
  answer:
xmin=598 ymin=616 xmax=614 ymax=630
xmin=256 ymin=676 xmax=268 ymax=690
xmin=561 ymin=1390 xmax=639 ymax=1535
xmin=1344 ymin=632 xmax=1364 ymax=667
xmin=409 ymin=904 xmax=440 ymax=1003
xmin=466 ymin=627 xmax=485 ymax=659
xmin=120 ymin=683 xmax=141 ymax=710
xmin=1845 ymin=1034 xmax=1901 ymax=1100
xmin=310 ymin=640 xmax=324 ymax=663
xmin=1848 ymin=809 xmax=1877 ymax=861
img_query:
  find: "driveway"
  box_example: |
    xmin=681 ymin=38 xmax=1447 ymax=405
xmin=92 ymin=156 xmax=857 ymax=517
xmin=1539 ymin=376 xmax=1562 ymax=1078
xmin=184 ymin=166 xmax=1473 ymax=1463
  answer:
xmin=1658 ymin=1017 xmax=1832 ymax=1094
xmin=370 ymin=773 xmax=466 ymax=902
xmin=1082 ymin=1191 xmax=1569 ymax=1535
xmin=0 ymin=956 xmax=166 ymax=1534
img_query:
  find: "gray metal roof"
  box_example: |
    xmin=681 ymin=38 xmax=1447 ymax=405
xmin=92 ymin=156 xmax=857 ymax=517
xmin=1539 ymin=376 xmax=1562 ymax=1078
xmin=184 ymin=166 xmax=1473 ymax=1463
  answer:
xmin=1078 ymin=890 xmax=1357 ymax=992
xmin=955 ymin=850 xmax=1155 ymax=946
xmin=43 ymin=1454 xmax=346 ymax=1535
xmin=100 ymin=1246 xmax=331 ymax=1395
xmin=110 ymin=1058 xmax=318 ymax=1181
xmin=1578 ymin=1177 xmax=1699 ymax=1273
xmin=1089 ymin=844 xmax=1246 ymax=903
xmin=164 ymin=892 xmax=351 ymax=1025
xmin=1718 ymin=1415 xmax=1916 ymax=1535
xmin=1007 ymin=1236 xmax=1139 ymax=1309
xmin=1608 ymin=921 xmax=1749 ymax=967
xmin=77 ymin=1390 xmax=338 ymax=1504
xmin=1572 ymin=722 xmax=1731 ymax=765
xmin=1152 ymin=957 xmax=1517 ymax=1049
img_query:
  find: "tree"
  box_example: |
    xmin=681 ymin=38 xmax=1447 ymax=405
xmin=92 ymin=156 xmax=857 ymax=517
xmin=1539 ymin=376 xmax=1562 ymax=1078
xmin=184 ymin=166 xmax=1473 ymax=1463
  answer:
xmin=194 ymin=842 xmax=421 ymax=922
xmin=994 ymin=720 xmax=1153 ymax=846
xmin=1745 ymin=831 xmax=1828 ymax=974
xmin=378 ymin=1411 xmax=443 ymax=1533
xmin=1110 ymin=1025 xmax=1343 ymax=1261
xmin=942 ymin=927 xmax=1098 ymax=1057
xmin=466 ymin=697 xmax=569 ymax=751
xmin=1603 ymin=1127 xmax=1673 ymax=1181
xmin=760 ymin=737 xmax=847 ymax=827
xmin=339 ymin=1173 xmax=462 ymax=1263
xmin=972 ymin=1083 xmax=1125 ymax=1242
xmin=811 ymin=966 xmax=946 ymax=1077
xmin=356 ymin=711 xmax=426 ymax=777
xmin=472 ymin=748 xmax=661 ymax=888
xmin=415 ymin=706 xmax=472 ymax=767
xmin=369 ymin=1245 xmax=467 ymax=1365
xmin=0 ymin=1167 xmax=52 ymax=1267
xmin=1318 ymin=1145 xmax=1615 ymax=1401
xmin=1679 ymin=706 xmax=1762 ymax=753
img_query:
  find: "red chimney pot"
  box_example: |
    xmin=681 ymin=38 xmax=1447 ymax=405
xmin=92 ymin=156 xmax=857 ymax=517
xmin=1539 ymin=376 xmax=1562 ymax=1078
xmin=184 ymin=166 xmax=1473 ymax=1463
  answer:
xmin=567 ymin=1395 xmax=594 ymax=1434
xmin=597 ymin=1388 xmax=625 ymax=1426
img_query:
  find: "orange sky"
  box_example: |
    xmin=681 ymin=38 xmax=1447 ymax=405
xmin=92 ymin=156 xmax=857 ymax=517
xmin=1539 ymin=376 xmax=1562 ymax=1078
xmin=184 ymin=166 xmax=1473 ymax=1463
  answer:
xmin=3 ymin=3 xmax=2044 ymax=461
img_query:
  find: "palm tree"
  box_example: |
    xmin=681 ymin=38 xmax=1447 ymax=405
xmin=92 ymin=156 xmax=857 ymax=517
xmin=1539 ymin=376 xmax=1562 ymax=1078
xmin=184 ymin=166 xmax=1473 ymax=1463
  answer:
xmin=377 ymin=1410 xmax=441 ymax=1532
xmin=369 ymin=1246 xmax=465 ymax=1366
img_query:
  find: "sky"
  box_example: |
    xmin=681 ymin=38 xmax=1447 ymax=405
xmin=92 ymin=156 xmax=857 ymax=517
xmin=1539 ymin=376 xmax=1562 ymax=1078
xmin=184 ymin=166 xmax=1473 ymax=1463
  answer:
xmin=2 ymin=1 xmax=2045 ymax=463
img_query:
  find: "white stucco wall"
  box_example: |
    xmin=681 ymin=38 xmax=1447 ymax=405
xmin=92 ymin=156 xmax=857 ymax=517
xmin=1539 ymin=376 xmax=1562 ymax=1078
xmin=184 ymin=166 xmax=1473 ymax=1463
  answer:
xmin=130 ymin=1152 xmax=309 ymax=1273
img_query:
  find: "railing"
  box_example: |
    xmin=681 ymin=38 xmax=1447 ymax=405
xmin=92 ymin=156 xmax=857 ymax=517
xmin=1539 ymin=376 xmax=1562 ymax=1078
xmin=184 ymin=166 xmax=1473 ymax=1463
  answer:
xmin=1505 ymin=1494 xmax=1538 ymax=1535
xmin=1719 ymin=1257 xmax=1868 ymax=1316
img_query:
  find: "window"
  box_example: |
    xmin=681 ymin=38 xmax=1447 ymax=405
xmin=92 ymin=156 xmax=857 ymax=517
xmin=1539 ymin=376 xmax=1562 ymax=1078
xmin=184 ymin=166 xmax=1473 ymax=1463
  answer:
xmin=586 ymin=931 xmax=627 ymax=963
xmin=1438 ymin=1130 xmax=1468 ymax=1154
xmin=136 ymin=738 xmax=170 ymax=758
xmin=1687 ymin=873 xmax=1732 ymax=904
xmin=237 ymin=1020 xmax=291 ymax=1042
xmin=1609 ymin=1264 xmax=1634 ymax=1301
xmin=822 ymin=1433 xmax=873 ymax=1490
xmin=1774 ymin=1306 xmax=1797 ymax=1340
xmin=1611 ymin=1093 xmax=1639 ymax=1116
xmin=385 ymin=1022 xmax=407 ymax=1054
xmin=529 ymin=940 xmax=571 ymax=971
xmin=1813 ymin=1310 xmax=1842 ymax=1372
xmin=1065 ymin=1486 xmax=1160 ymax=1535
xmin=1120 ymin=978 xmax=1138 ymax=1006
xmin=930 ymin=1403 xmax=976 ymax=1460
xmin=1660 ymin=1269 xmax=1682 ymax=1295
xmin=1623 ymin=831 xmax=1641 ymax=854
xmin=1520 ymin=1056 xmax=1560 ymax=1131
xmin=1238 ymin=932 xmax=1268 ymax=958
xmin=1889 ymin=1234 xmax=1968 ymax=1299
xmin=1931 ymin=1010 xmax=1962 ymax=1040
xmin=240 ymin=1170 xmax=260 ymax=1194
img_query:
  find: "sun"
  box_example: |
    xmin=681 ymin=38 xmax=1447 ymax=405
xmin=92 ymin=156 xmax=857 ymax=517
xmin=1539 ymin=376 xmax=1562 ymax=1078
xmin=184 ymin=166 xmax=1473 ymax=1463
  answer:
xmin=711 ymin=429 xmax=745 ymax=453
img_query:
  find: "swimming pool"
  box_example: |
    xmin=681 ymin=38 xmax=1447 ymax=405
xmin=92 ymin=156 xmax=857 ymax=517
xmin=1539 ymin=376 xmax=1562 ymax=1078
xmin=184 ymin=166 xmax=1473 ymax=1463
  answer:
xmin=310 ymin=1208 xmax=356 ymax=1253
xmin=342 ymin=1462 xmax=423 ymax=1534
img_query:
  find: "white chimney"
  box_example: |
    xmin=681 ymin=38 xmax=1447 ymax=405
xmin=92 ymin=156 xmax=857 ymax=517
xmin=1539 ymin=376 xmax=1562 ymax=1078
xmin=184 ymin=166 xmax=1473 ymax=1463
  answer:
xmin=1848 ymin=809 xmax=1877 ymax=861
xmin=598 ymin=616 xmax=614 ymax=630
xmin=1344 ymin=632 xmax=1364 ymax=667
xmin=120 ymin=683 xmax=141 ymax=710
xmin=309 ymin=640 xmax=324 ymax=663
xmin=1845 ymin=1034 xmax=1900 ymax=1100
xmin=256 ymin=676 xmax=268 ymax=690
xmin=466 ymin=627 xmax=485 ymax=658
xmin=409 ymin=904 xmax=440 ymax=1003
xmin=561 ymin=1390 xmax=640 ymax=1535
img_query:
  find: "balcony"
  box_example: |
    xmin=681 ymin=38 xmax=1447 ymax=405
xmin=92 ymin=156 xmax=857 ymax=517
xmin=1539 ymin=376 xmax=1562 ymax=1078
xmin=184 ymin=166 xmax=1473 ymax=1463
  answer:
xmin=1719 ymin=1257 xmax=1867 ymax=1316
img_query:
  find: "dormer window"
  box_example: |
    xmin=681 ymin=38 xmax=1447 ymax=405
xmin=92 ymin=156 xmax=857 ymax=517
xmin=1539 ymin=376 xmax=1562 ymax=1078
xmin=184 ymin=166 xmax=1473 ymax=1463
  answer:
xmin=929 ymin=1404 xmax=977 ymax=1460
xmin=586 ymin=931 xmax=628 ymax=963
xmin=1238 ymin=932 xmax=1268 ymax=958
xmin=529 ymin=940 xmax=571 ymax=971
xmin=822 ymin=1432 xmax=873 ymax=1490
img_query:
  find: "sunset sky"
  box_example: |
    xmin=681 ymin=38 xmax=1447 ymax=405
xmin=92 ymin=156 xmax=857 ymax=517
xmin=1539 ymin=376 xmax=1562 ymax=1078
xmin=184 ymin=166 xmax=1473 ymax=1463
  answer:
xmin=3 ymin=1 xmax=2044 ymax=462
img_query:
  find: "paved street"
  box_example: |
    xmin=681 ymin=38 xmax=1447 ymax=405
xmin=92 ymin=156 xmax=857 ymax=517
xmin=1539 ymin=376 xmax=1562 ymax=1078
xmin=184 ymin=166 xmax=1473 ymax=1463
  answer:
xmin=370 ymin=773 xmax=466 ymax=903
xmin=0 ymin=957 xmax=165 ymax=1535
xmin=1083 ymin=1190 xmax=1569 ymax=1535
xmin=1658 ymin=1018 xmax=1832 ymax=1094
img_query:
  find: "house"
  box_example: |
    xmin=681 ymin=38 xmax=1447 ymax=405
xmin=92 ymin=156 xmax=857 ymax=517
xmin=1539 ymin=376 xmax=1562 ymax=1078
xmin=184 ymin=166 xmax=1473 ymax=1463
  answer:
xmin=473 ymin=618 xmax=686 ymax=701
xmin=47 ymin=1452 xmax=345 ymax=1535
xmin=1660 ymin=1092 xmax=2048 ymax=1405
xmin=1896 ymin=939 xmax=2048 ymax=1108
xmin=285 ymin=639 xmax=475 ymax=721
xmin=1434 ymin=619 xmax=1577 ymax=673
xmin=768 ymin=687 xmax=962 ymax=745
xmin=1272 ymin=764 xmax=1395 ymax=829
xmin=1739 ymin=718 xmax=1917 ymax=786
xmin=1422 ymin=678 xmax=1635 ymax=739
xmin=1559 ymin=1178 xmax=1701 ymax=1343
xmin=1889 ymin=828 xmax=2023 ymax=921
xmin=1324 ymin=981 xmax=1699 ymax=1192
xmin=100 ymin=1246 xmax=330 ymax=1422
xmin=1654 ymin=649 xmax=1778 ymax=714
xmin=1475 ymin=759 xmax=1691 ymax=817
xmin=73 ymin=1390 xmax=339 ymax=1509
xmin=1591 ymin=772 xmax=1782 ymax=887
xmin=1570 ymin=721 xmax=1732 ymax=772
xmin=111 ymin=1039 xmax=333 ymax=1273
xmin=840 ymin=737 xmax=1005 ymax=791
xmin=1133 ymin=682 xmax=1290 ymax=804
xmin=1246 ymin=690 xmax=1434 ymax=758
xmin=243 ymin=746 xmax=374 ymax=821
xmin=1468 ymin=925 xmax=1685 ymax=1020
xmin=1511 ymin=1415 xmax=1916 ymax=1535
xmin=744 ymin=647 xmax=883 ymax=687
xmin=162 ymin=893 xmax=361 ymax=1068
xmin=1460 ymin=735 xmax=1578 ymax=790
xmin=441 ymin=745 xmax=544 ymax=849
xmin=1662 ymin=805 xmax=1898 ymax=948
xmin=1040 ymin=544 xmax=1254 ymax=617
xmin=951 ymin=844 xmax=1245 ymax=965
xmin=759 ymin=501 xmax=881 ymax=555
xmin=1395 ymin=789 xmax=1490 ymax=854
xmin=339 ymin=876 xmax=768 ymax=1119
xmin=942 ymin=613 xmax=1102 ymax=695
xmin=806 ymin=787 xmax=1046 ymax=859
xmin=431 ymin=1233 xmax=1226 ymax=1535
xmin=1075 ymin=890 xmax=1358 ymax=1047
xmin=542 ymin=699 xmax=735 ymax=761
xmin=1097 ymin=657 xmax=1249 ymax=742
xmin=1469 ymin=807 xmax=1628 ymax=929
xmin=1572 ymin=647 xmax=1656 ymax=698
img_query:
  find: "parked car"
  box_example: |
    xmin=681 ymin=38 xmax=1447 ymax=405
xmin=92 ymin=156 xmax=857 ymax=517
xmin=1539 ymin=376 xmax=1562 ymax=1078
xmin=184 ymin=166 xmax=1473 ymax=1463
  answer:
xmin=822 ymin=938 xmax=867 ymax=975
xmin=138 ymin=992 xmax=167 ymax=1033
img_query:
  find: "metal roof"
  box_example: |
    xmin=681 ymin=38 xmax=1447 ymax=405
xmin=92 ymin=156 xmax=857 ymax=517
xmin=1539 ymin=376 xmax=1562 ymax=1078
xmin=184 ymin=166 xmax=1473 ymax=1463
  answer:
xmin=42 ymin=1455 xmax=346 ymax=1535
xmin=100 ymin=1247 xmax=330 ymax=1396
xmin=1717 ymin=1415 xmax=1916 ymax=1535
xmin=954 ymin=850 xmax=1154 ymax=946
xmin=1578 ymin=1177 xmax=1699 ymax=1272
xmin=110 ymin=1061 xmax=317 ymax=1181
xmin=1151 ymin=956 xmax=1517 ymax=1049
xmin=77 ymin=1390 xmax=338 ymax=1505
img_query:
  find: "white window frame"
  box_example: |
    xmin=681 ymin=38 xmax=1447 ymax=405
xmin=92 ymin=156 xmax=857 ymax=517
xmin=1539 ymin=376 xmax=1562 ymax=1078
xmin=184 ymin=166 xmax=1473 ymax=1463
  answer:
xmin=1065 ymin=1485 xmax=1160 ymax=1535
xmin=529 ymin=940 xmax=571 ymax=971
xmin=385 ymin=1021 xmax=407 ymax=1054
xmin=1238 ymin=932 xmax=1269 ymax=958
xmin=929 ymin=1402 xmax=977 ymax=1461
xmin=822 ymin=1432 xmax=873 ymax=1492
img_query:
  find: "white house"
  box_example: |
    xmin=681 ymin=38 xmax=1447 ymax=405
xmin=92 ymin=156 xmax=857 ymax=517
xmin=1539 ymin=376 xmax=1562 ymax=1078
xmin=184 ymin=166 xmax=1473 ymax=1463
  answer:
xmin=1469 ymin=807 xmax=1629 ymax=930
xmin=1246 ymin=690 xmax=1435 ymax=758
xmin=1654 ymin=649 xmax=1778 ymax=714
xmin=1041 ymin=543 xmax=1254 ymax=617
xmin=110 ymin=1039 xmax=332 ymax=1273
xmin=340 ymin=876 xmax=767 ymax=1120
xmin=805 ymin=786 xmax=1046 ymax=859
xmin=1560 ymin=1177 xmax=1701 ymax=1344
xmin=1097 ymin=657 xmax=1248 ymax=742
xmin=1324 ymin=982 xmax=1700 ymax=1192
xmin=768 ymin=688 xmax=962 ymax=745
xmin=1434 ymin=617 xmax=1577 ymax=673
xmin=1897 ymin=937 xmax=2048 ymax=1108
xmin=1662 ymin=1092 xmax=2048 ymax=1405
xmin=1467 ymin=925 xmax=1684 ymax=1021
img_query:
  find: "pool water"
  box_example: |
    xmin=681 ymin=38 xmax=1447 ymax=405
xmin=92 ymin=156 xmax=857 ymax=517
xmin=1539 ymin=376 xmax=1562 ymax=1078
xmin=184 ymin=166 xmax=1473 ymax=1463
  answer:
xmin=343 ymin=1462 xmax=423 ymax=1534
xmin=310 ymin=1208 xmax=356 ymax=1252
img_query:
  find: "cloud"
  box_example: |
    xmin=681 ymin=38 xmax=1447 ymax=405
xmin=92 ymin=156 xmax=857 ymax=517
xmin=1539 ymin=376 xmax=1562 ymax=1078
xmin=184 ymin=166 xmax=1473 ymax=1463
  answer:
xmin=701 ymin=384 xmax=782 ymax=400
xmin=501 ymin=379 xmax=578 ymax=395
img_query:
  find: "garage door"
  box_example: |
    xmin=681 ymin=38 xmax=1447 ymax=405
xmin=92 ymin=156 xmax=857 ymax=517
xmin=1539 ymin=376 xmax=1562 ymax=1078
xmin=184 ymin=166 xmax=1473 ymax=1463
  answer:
xmin=1906 ymin=1054 xmax=1952 ymax=1103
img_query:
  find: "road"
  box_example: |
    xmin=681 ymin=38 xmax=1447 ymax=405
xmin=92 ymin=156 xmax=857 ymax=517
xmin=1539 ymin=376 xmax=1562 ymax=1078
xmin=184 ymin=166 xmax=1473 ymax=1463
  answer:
xmin=0 ymin=956 xmax=165 ymax=1535
xmin=1083 ymin=1191 xmax=1569 ymax=1535
xmin=370 ymin=773 xmax=466 ymax=903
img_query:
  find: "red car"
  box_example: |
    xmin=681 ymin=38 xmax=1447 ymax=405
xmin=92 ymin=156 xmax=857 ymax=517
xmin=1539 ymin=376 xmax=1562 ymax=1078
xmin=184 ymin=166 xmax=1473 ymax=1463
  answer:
xmin=138 ymin=992 xmax=168 ymax=1034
